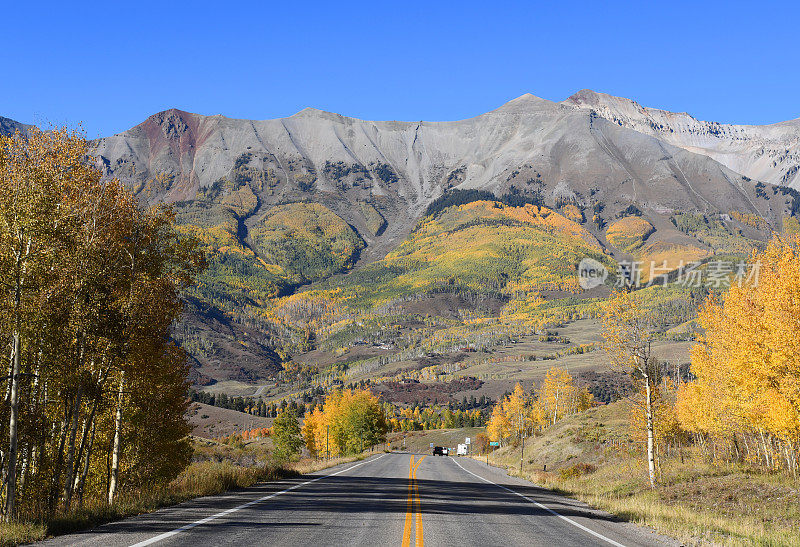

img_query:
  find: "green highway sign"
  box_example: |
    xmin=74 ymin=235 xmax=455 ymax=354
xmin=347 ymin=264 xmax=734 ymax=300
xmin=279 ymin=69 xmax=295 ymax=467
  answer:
xmin=489 ymin=441 xmax=500 ymax=447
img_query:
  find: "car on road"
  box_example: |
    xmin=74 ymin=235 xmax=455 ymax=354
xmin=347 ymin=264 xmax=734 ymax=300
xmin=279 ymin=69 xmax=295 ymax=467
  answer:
xmin=432 ymin=446 xmax=444 ymax=456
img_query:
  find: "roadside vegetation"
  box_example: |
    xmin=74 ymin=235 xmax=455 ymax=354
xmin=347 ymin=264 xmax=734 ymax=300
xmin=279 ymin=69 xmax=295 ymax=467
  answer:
xmin=481 ymin=402 xmax=800 ymax=546
xmin=0 ymin=129 xmax=205 ymax=530
xmin=303 ymin=388 xmax=388 ymax=458
xmin=1 ymin=435 xmax=371 ymax=545
xmin=475 ymin=235 xmax=800 ymax=545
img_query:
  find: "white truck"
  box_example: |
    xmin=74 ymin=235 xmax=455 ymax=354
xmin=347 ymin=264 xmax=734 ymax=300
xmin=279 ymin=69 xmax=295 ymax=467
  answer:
xmin=457 ymin=443 xmax=468 ymax=456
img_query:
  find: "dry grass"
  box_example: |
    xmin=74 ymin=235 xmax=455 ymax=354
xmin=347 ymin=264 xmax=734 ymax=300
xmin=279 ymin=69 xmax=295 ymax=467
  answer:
xmin=526 ymin=459 xmax=800 ymax=546
xmin=480 ymin=402 xmax=800 ymax=546
xmin=0 ymin=522 xmax=46 ymax=547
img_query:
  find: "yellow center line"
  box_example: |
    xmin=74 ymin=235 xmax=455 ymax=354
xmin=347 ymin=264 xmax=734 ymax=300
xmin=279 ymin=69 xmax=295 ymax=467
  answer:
xmin=414 ymin=456 xmax=425 ymax=546
xmin=402 ymin=456 xmax=414 ymax=546
xmin=401 ymin=455 xmax=425 ymax=547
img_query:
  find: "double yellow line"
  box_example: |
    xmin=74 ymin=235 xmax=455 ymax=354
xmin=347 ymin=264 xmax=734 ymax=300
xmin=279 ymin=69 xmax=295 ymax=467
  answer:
xmin=402 ymin=455 xmax=425 ymax=546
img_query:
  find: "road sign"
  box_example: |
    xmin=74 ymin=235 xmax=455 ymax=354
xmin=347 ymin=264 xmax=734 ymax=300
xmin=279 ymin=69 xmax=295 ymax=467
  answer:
xmin=465 ymin=437 xmax=471 ymax=445
xmin=490 ymin=441 xmax=500 ymax=447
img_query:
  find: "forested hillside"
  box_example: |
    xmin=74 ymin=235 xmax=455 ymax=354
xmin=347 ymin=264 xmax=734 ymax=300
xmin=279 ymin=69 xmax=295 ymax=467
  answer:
xmin=0 ymin=96 xmax=796 ymax=419
xmin=4 ymin=93 xmax=798 ymax=393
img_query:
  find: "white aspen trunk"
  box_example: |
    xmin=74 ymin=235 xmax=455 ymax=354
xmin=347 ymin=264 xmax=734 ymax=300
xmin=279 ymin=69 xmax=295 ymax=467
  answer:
xmin=552 ymin=390 xmax=560 ymax=426
xmin=17 ymin=447 xmax=28 ymax=497
xmin=75 ymin=417 xmax=96 ymax=507
xmin=108 ymin=371 xmax=125 ymax=505
xmin=645 ymin=374 xmax=656 ymax=488
xmin=72 ymin=393 xmax=99 ymax=503
xmin=759 ymin=429 xmax=771 ymax=469
xmin=4 ymin=235 xmax=30 ymax=522
xmin=4 ymin=352 xmax=12 ymax=402
xmin=4 ymin=331 xmax=22 ymax=522
xmin=49 ymin=405 xmax=69 ymax=514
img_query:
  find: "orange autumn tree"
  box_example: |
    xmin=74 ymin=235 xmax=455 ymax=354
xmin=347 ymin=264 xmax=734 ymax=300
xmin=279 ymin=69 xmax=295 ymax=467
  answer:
xmin=676 ymin=236 xmax=800 ymax=471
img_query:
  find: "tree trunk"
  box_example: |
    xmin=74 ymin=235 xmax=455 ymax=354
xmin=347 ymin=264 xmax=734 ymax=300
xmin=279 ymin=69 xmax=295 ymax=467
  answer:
xmin=552 ymin=390 xmax=560 ymax=426
xmin=645 ymin=375 xmax=656 ymax=488
xmin=17 ymin=446 xmax=28 ymax=501
xmin=108 ymin=371 xmax=125 ymax=505
xmin=4 ymin=235 xmax=30 ymax=522
xmin=72 ymin=393 xmax=99 ymax=500
xmin=76 ymin=416 xmax=96 ymax=507
xmin=3 ymin=350 xmax=12 ymax=402
xmin=62 ymin=387 xmax=83 ymax=510
xmin=4 ymin=330 xmax=22 ymax=522
xmin=49 ymin=406 xmax=69 ymax=515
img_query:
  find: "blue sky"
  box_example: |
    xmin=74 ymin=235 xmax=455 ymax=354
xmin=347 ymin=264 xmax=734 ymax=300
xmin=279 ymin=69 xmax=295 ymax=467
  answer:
xmin=3 ymin=0 xmax=797 ymax=137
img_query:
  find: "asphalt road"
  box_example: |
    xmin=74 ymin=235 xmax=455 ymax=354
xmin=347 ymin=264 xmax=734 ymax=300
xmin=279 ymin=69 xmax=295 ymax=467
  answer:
xmin=41 ymin=453 xmax=677 ymax=546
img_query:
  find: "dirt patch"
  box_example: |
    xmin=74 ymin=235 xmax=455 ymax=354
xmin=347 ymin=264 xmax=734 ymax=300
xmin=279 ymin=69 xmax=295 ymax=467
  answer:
xmin=372 ymin=377 xmax=484 ymax=405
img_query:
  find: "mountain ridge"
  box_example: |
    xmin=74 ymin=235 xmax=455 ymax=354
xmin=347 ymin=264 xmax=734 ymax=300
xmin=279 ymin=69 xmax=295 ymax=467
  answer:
xmin=564 ymin=89 xmax=800 ymax=188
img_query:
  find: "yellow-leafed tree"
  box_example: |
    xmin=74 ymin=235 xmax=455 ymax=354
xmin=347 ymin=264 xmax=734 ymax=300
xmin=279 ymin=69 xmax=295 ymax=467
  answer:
xmin=676 ymin=235 xmax=800 ymax=471
xmin=602 ymin=290 xmax=661 ymax=487
xmin=301 ymin=389 xmax=388 ymax=458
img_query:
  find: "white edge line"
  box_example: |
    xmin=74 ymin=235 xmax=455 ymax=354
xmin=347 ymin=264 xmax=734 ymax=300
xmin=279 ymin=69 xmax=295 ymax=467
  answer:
xmin=450 ymin=457 xmax=627 ymax=547
xmin=129 ymin=454 xmax=386 ymax=547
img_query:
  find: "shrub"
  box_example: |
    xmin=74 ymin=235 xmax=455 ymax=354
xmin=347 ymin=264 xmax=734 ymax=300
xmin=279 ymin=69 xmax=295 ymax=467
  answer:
xmin=558 ymin=462 xmax=596 ymax=479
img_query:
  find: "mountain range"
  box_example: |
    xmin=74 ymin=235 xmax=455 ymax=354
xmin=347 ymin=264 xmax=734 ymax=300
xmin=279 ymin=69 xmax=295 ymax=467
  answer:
xmin=3 ymin=91 xmax=799 ymax=387
xmin=89 ymin=91 xmax=799 ymax=243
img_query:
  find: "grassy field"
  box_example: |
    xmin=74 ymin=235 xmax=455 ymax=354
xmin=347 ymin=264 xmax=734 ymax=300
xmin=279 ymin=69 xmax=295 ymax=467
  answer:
xmin=187 ymin=402 xmax=275 ymax=438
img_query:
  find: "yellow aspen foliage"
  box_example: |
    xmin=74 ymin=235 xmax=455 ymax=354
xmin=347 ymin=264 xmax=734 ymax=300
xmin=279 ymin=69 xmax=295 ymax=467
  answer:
xmin=0 ymin=128 xmax=205 ymax=521
xmin=487 ymin=371 xmax=593 ymax=444
xmin=539 ymin=368 xmax=593 ymax=425
xmin=302 ymin=407 xmax=329 ymax=458
xmin=301 ymin=389 xmax=387 ymax=458
xmin=676 ymin=235 xmax=800 ymax=470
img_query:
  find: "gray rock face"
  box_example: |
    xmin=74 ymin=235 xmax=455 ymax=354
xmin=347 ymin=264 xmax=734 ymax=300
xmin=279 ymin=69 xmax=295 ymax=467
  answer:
xmin=5 ymin=93 xmax=799 ymax=257
xmin=564 ymin=89 xmax=800 ymax=189
xmin=0 ymin=116 xmax=32 ymax=137
xmin=89 ymin=94 xmax=794 ymax=244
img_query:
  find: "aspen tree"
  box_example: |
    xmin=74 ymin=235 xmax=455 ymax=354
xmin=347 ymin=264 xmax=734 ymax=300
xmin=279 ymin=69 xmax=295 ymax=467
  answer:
xmin=602 ymin=290 xmax=659 ymax=488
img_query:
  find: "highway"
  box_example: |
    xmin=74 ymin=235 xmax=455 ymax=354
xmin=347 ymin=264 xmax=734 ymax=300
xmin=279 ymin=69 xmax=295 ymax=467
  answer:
xmin=41 ymin=453 xmax=676 ymax=546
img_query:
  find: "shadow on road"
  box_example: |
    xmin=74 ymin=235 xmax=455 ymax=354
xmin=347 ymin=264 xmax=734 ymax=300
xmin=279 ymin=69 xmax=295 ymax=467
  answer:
xmin=72 ymin=470 xmax=622 ymax=538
